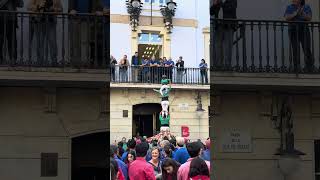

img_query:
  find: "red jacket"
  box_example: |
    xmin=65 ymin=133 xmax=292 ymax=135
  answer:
xmin=129 ymin=157 xmax=156 ymax=180
xmin=190 ymin=175 xmax=210 ymax=180
xmin=117 ymin=169 xmax=125 ymax=180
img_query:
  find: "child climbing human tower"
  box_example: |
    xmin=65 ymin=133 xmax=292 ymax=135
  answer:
xmin=154 ymin=75 xmax=171 ymax=118
xmin=153 ymin=75 xmax=173 ymax=139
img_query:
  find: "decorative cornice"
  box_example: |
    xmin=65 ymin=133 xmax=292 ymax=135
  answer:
xmin=111 ymin=14 xmax=198 ymax=28
xmin=202 ymin=27 xmax=210 ymax=33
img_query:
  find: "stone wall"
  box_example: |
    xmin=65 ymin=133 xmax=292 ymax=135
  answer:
xmin=0 ymin=87 xmax=107 ymax=180
xmin=212 ymin=91 xmax=320 ymax=180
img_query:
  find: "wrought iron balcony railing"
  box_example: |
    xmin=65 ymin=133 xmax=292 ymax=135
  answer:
xmin=0 ymin=11 xmax=108 ymax=69
xmin=210 ymin=18 xmax=320 ymax=74
xmin=111 ymin=65 xmax=210 ymax=85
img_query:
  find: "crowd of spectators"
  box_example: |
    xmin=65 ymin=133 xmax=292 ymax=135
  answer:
xmin=110 ymin=136 xmax=211 ymax=180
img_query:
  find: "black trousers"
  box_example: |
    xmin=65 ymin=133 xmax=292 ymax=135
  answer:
xmin=90 ymin=21 xmax=104 ymax=67
xmin=0 ymin=15 xmax=17 ymax=64
xmin=111 ymin=66 xmax=115 ymax=81
xmin=200 ymin=69 xmax=208 ymax=84
xmin=289 ymin=25 xmax=314 ymax=71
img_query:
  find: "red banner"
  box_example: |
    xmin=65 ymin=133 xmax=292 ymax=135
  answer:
xmin=181 ymin=126 xmax=190 ymax=137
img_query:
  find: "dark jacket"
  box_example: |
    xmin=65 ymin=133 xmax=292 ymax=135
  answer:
xmin=0 ymin=0 xmax=24 ymax=10
xmin=221 ymin=0 xmax=237 ymax=19
xmin=131 ymin=55 xmax=141 ymax=66
xmin=211 ymin=0 xmax=237 ymax=29
xmin=176 ymin=60 xmax=184 ymax=71
xmin=68 ymin=0 xmax=103 ymax=12
xmin=210 ymin=2 xmax=220 ymax=18
xmin=211 ymin=0 xmax=237 ymax=19
xmin=0 ymin=0 xmax=24 ymax=28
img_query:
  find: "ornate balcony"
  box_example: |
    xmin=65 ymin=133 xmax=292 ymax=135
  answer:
xmin=0 ymin=11 xmax=109 ymax=86
xmin=210 ymin=18 xmax=320 ymax=88
xmin=111 ymin=65 xmax=210 ymax=85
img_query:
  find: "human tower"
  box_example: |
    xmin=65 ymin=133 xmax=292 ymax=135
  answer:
xmin=152 ymin=75 xmax=174 ymax=140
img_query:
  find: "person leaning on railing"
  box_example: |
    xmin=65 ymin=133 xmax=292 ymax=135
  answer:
xmin=162 ymin=57 xmax=170 ymax=80
xmin=165 ymin=57 xmax=175 ymax=80
xmin=131 ymin=52 xmax=141 ymax=82
xmin=158 ymin=58 xmax=164 ymax=82
xmin=0 ymin=0 xmax=24 ymax=65
xmin=110 ymin=55 xmax=117 ymax=81
xmin=28 ymin=0 xmax=62 ymax=66
xmin=284 ymin=0 xmax=315 ymax=72
xmin=150 ymin=56 xmax=160 ymax=83
xmin=68 ymin=0 xmax=103 ymax=67
xmin=140 ymin=58 xmax=151 ymax=83
xmin=119 ymin=55 xmax=130 ymax=82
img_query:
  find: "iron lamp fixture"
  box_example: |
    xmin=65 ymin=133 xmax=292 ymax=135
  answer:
xmin=160 ymin=0 xmax=177 ymax=33
xmin=126 ymin=0 xmax=143 ymax=31
xmin=270 ymin=95 xmax=305 ymax=177
xmin=196 ymin=92 xmax=205 ymax=117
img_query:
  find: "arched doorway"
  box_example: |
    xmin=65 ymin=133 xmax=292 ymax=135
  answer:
xmin=133 ymin=103 xmax=162 ymax=137
xmin=72 ymin=132 xmax=108 ymax=180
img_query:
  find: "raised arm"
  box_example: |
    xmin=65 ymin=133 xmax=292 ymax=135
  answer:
xmin=284 ymin=5 xmax=299 ymax=21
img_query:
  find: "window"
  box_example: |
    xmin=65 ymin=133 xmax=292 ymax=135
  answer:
xmin=316 ymin=140 xmax=320 ymax=180
xmin=123 ymin=110 xmax=129 ymax=117
xmin=144 ymin=0 xmax=164 ymax=5
xmin=138 ymin=33 xmax=162 ymax=45
xmin=41 ymin=153 xmax=58 ymax=177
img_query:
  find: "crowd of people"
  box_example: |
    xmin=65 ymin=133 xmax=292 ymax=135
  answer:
xmin=110 ymin=136 xmax=211 ymax=180
xmin=110 ymin=54 xmax=209 ymax=84
xmin=0 ymin=0 xmax=109 ymax=67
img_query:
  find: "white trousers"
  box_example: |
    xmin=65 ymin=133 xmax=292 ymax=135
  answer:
xmin=161 ymin=101 xmax=169 ymax=116
xmin=160 ymin=126 xmax=170 ymax=132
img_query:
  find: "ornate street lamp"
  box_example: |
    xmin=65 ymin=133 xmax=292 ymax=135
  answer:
xmin=126 ymin=0 xmax=143 ymax=31
xmin=271 ymin=95 xmax=305 ymax=178
xmin=196 ymin=91 xmax=205 ymax=139
xmin=160 ymin=0 xmax=177 ymax=33
xmin=196 ymin=92 xmax=205 ymax=115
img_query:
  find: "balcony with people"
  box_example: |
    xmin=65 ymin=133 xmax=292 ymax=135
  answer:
xmin=110 ymin=54 xmax=210 ymax=89
xmin=0 ymin=0 xmax=109 ymax=85
xmin=210 ymin=0 xmax=320 ymax=88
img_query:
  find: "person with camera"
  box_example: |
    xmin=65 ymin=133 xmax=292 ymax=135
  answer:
xmin=211 ymin=0 xmax=237 ymax=69
xmin=175 ymin=56 xmax=184 ymax=84
xmin=0 ymin=0 xmax=24 ymax=65
xmin=28 ymin=0 xmax=62 ymax=66
xmin=284 ymin=0 xmax=314 ymax=72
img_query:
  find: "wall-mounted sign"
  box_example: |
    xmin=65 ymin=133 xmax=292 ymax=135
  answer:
xmin=181 ymin=126 xmax=189 ymax=137
xmin=220 ymin=129 xmax=252 ymax=153
xmin=178 ymin=103 xmax=189 ymax=111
